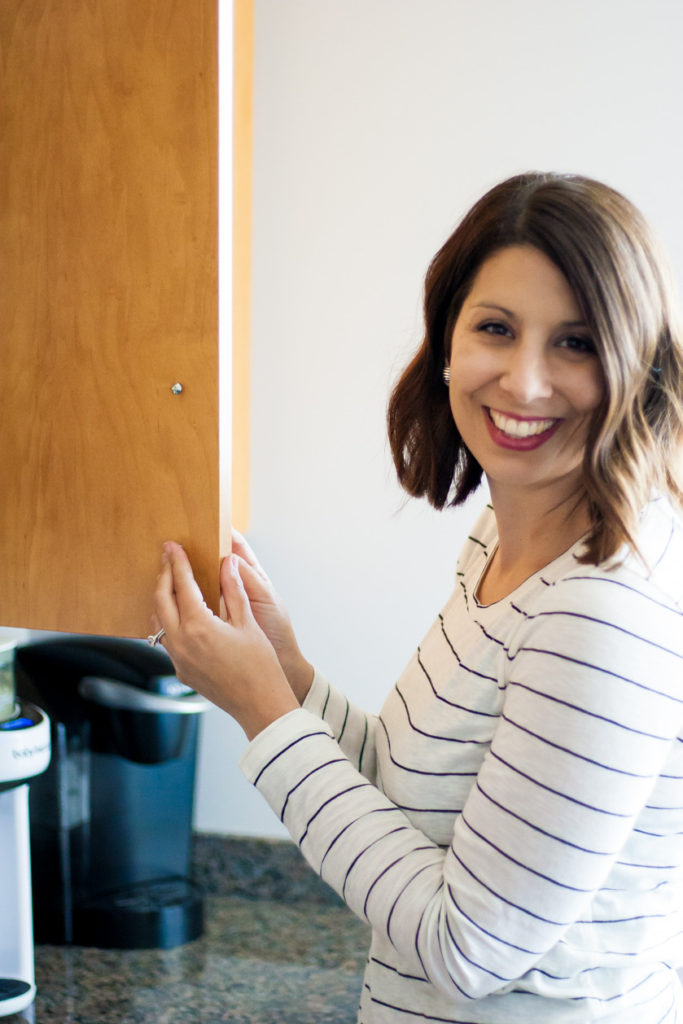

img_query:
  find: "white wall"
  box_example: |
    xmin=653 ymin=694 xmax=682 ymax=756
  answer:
xmin=194 ymin=0 xmax=683 ymax=836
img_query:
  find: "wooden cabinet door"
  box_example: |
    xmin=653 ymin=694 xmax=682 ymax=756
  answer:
xmin=0 ymin=0 xmax=250 ymax=637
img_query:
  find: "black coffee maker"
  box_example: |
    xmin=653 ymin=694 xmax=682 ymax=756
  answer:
xmin=15 ymin=637 xmax=207 ymax=950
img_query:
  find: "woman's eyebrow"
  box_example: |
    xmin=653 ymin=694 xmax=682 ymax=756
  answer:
xmin=469 ymin=302 xmax=588 ymax=329
xmin=469 ymin=302 xmax=517 ymax=318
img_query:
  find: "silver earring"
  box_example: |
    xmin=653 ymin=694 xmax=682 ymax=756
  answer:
xmin=442 ymin=365 xmax=450 ymax=385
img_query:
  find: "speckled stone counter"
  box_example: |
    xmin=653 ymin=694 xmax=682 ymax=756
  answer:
xmin=7 ymin=835 xmax=370 ymax=1024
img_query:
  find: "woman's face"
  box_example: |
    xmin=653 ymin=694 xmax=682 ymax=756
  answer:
xmin=447 ymin=245 xmax=604 ymax=504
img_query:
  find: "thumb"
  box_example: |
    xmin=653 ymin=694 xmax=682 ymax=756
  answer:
xmin=220 ymin=554 xmax=253 ymax=628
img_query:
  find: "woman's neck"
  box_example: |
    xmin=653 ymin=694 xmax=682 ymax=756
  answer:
xmin=478 ymin=479 xmax=591 ymax=604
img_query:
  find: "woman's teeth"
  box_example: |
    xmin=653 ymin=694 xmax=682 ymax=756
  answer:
xmin=489 ymin=409 xmax=557 ymax=438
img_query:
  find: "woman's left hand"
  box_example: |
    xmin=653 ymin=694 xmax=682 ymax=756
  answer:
xmin=151 ymin=542 xmax=300 ymax=740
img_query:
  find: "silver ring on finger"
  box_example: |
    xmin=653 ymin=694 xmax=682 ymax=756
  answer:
xmin=147 ymin=628 xmax=166 ymax=647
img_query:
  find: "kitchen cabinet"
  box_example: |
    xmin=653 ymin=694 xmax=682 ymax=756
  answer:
xmin=0 ymin=0 xmax=251 ymax=636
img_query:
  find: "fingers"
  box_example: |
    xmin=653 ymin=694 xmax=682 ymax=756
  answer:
xmin=220 ymin=553 xmax=253 ymax=630
xmin=153 ymin=552 xmax=180 ymax=635
xmin=233 ymin=555 xmax=273 ymax=603
xmin=153 ymin=543 xmax=260 ymax=654
xmin=231 ymin=528 xmax=269 ymax=581
xmin=156 ymin=542 xmax=207 ymax=628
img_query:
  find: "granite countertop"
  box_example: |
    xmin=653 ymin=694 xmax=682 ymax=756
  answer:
xmin=8 ymin=836 xmax=370 ymax=1024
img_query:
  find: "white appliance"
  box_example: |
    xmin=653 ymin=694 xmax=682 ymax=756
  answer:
xmin=0 ymin=638 xmax=50 ymax=1018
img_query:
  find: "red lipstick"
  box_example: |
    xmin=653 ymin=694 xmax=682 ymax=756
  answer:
xmin=484 ymin=407 xmax=562 ymax=451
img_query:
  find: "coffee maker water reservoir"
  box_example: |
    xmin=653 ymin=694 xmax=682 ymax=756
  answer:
xmin=15 ymin=637 xmax=207 ymax=950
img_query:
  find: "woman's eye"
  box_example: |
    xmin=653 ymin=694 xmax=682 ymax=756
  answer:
xmin=558 ymin=335 xmax=596 ymax=355
xmin=479 ymin=321 xmax=511 ymax=337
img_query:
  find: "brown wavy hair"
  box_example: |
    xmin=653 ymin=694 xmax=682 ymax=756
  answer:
xmin=387 ymin=171 xmax=683 ymax=564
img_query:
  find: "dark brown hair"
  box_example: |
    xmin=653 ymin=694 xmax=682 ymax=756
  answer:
xmin=387 ymin=171 xmax=683 ymax=563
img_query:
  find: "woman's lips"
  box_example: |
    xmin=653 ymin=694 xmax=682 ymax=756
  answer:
xmin=484 ymin=407 xmax=562 ymax=450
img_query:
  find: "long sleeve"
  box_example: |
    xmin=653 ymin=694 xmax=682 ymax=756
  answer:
xmin=302 ymin=668 xmax=378 ymax=782
xmin=239 ymin=500 xmax=683 ymax=1021
xmin=241 ymin=583 xmax=683 ymax=998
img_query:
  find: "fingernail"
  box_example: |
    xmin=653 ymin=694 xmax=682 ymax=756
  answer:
xmin=161 ymin=543 xmax=171 ymax=564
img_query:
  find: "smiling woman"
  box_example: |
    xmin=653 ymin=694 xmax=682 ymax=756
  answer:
xmin=153 ymin=172 xmax=683 ymax=1023
xmin=441 ymin=244 xmax=607 ymax=598
xmin=449 ymin=245 xmax=602 ymax=469
xmin=389 ymin=173 xmax=683 ymax=566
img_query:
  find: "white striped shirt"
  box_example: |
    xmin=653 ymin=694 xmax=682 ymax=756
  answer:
xmin=240 ymin=496 xmax=683 ymax=1022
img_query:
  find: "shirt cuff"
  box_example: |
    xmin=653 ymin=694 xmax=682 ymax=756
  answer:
xmin=301 ymin=667 xmax=333 ymax=716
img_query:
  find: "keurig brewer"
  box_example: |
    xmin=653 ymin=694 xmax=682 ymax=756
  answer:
xmin=15 ymin=636 xmax=207 ymax=950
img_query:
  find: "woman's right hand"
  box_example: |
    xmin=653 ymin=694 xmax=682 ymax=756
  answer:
xmin=230 ymin=529 xmax=315 ymax=704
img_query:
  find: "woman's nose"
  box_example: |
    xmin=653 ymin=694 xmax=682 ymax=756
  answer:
xmin=499 ymin=340 xmax=553 ymax=404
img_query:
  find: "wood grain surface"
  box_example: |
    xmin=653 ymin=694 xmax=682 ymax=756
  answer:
xmin=0 ymin=0 xmax=230 ymax=636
